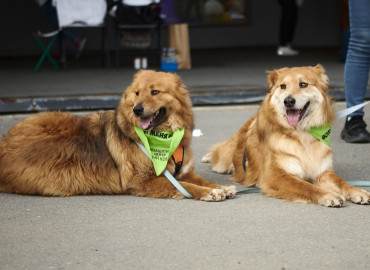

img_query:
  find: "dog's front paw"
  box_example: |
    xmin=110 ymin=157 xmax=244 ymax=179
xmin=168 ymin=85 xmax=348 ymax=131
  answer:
xmin=347 ymin=188 xmax=370 ymax=205
xmin=222 ymin=185 xmax=236 ymax=199
xmin=200 ymin=189 xmax=226 ymax=202
xmin=318 ymin=192 xmax=345 ymax=207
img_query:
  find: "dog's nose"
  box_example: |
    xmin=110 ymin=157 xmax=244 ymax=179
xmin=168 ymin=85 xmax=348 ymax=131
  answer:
xmin=133 ymin=104 xmax=144 ymax=116
xmin=284 ymin=96 xmax=296 ymax=108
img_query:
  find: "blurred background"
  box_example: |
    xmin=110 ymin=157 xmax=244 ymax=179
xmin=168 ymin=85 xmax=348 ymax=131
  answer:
xmin=0 ymin=0 xmax=357 ymax=113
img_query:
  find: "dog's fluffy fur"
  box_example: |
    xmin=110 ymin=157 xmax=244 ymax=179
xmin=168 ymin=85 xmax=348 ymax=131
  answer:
xmin=203 ymin=65 xmax=370 ymax=207
xmin=0 ymin=70 xmax=235 ymax=201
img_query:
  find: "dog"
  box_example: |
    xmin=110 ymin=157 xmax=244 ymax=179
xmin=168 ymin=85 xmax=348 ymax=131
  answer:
xmin=0 ymin=70 xmax=235 ymax=201
xmin=202 ymin=65 xmax=370 ymax=207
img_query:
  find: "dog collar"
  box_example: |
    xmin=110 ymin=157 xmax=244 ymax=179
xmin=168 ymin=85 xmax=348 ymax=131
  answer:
xmin=308 ymin=123 xmax=331 ymax=146
xmin=134 ymin=127 xmax=185 ymax=176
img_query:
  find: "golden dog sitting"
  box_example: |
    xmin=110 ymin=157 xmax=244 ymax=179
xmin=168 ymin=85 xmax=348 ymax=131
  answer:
xmin=0 ymin=70 xmax=235 ymax=201
xmin=203 ymin=65 xmax=370 ymax=207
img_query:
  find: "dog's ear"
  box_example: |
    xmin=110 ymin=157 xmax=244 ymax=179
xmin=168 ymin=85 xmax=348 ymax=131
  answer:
xmin=171 ymin=73 xmax=193 ymax=111
xmin=313 ymin=64 xmax=330 ymax=92
xmin=314 ymin=64 xmax=325 ymax=73
xmin=172 ymin=73 xmax=189 ymax=94
xmin=266 ymin=70 xmax=279 ymax=93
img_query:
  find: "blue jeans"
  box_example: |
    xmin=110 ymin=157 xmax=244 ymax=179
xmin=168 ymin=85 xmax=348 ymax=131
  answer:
xmin=344 ymin=0 xmax=370 ymax=117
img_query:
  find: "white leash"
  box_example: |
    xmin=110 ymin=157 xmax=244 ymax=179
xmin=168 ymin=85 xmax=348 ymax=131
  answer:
xmin=135 ymin=141 xmax=193 ymax=199
xmin=336 ymin=101 xmax=370 ymax=119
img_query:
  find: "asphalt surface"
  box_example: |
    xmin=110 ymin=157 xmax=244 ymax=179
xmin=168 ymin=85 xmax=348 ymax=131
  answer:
xmin=4 ymin=47 xmax=370 ymax=113
xmin=1 ymin=102 xmax=370 ymax=270
xmin=2 ymin=48 xmax=348 ymax=99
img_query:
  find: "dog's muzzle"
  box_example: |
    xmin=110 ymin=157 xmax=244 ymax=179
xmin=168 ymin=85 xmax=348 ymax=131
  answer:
xmin=284 ymin=96 xmax=310 ymax=127
xmin=133 ymin=103 xmax=144 ymax=117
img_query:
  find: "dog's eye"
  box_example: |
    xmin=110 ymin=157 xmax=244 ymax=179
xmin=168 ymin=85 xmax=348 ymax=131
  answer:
xmin=135 ymin=92 xmax=139 ymax=96
xmin=151 ymin=90 xmax=160 ymax=95
xmin=299 ymin=82 xmax=308 ymax=88
xmin=280 ymin=84 xmax=286 ymax=89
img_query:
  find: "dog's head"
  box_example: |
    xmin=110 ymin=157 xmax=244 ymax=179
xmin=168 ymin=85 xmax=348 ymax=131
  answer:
xmin=119 ymin=70 xmax=194 ymax=135
xmin=266 ymin=65 xmax=334 ymax=130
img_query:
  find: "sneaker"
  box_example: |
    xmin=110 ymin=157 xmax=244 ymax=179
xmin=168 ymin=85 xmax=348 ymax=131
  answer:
xmin=74 ymin=37 xmax=87 ymax=59
xmin=341 ymin=115 xmax=370 ymax=143
xmin=277 ymin=45 xmax=299 ymax=56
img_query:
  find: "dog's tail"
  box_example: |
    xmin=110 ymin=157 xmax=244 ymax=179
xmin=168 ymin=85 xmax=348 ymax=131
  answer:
xmin=201 ymin=135 xmax=237 ymax=174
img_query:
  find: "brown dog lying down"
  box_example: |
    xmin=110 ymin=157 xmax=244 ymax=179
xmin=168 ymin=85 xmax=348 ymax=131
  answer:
xmin=0 ymin=70 xmax=235 ymax=201
xmin=203 ymin=65 xmax=370 ymax=207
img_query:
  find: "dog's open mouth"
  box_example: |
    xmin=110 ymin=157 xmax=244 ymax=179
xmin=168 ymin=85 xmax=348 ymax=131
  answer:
xmin=286 ymin=102 xmax=310 ymax=127
xmin=139 ymin=108 xmax=166 ymax=130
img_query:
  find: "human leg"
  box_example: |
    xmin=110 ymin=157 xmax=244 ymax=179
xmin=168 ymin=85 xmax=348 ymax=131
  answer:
xmin=277 ymin=0 xmax=299 ymax=56
xmin=342 ymin=0 xmax=370 ymax=143
xmin=277 ymin=0 xmax=297 ymax=46
xmin=344 ymin=0 xmax=370 ymax=115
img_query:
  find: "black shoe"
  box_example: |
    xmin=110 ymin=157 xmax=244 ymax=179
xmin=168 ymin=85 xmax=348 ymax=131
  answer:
xmin=341 ymin=115 xmax=370 ymax=143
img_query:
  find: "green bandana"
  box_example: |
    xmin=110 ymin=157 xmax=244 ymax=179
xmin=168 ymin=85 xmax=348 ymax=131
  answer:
xmin=308 ymin=123 xmax=331 ymax=146
xmin=134 ymin=127 xmax=185 ymax=176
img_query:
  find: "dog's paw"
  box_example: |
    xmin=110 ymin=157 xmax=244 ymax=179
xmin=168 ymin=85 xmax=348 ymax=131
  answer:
xmin=347 ymin=188 xmax=370 ymax=205
xmin=211 ymin=164 xmax=234 ymax=174
xmin=201 ymin=153 xmax=211 ymax=163
xmin=222 ymin=185 xmax=236 ymax=199
xmin=318 ymin=192 xmax=345 ymax=207
xmin=171 ymin=193 xmax=186 ymax=200
xmin=200 ymin=189 xmax=226 ymax=202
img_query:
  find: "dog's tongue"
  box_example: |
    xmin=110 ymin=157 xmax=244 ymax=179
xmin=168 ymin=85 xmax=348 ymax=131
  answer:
xmin=287 ymin=109 xmax=300 ymax=127
xmin=140 ymin=115 xmax=154 ymax=130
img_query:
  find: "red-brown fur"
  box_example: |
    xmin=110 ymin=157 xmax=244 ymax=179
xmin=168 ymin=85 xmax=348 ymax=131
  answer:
xmin=0 ymin=70 xmax=235 ymax=201
xmin=203 ymin=65 xmax=370 ymax=207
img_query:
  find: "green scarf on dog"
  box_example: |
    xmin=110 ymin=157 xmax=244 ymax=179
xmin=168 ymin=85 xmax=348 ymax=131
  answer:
xmin=134 ymin=127 xmax=185 ymax=176
xmin=309 ymin=123 xmax=331 ymax=146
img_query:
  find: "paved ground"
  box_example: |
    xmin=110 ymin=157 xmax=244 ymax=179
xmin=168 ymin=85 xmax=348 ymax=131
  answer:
xmin=4 ymin=47 xmax=370 ymax=113
xmin=1 ymin=102 xmax=370 ymax=270
xmin=2 ymin=47 xmax=348 ymax=98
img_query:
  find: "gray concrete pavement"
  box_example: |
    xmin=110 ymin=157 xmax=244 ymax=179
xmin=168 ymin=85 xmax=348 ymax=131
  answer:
xmin=3 ymin=48 xmax=348 ymax=99
xmin=1 ymin=102 xmax=370 ymax=270
xmin=4 ymin=47 xmax=370 ymax=113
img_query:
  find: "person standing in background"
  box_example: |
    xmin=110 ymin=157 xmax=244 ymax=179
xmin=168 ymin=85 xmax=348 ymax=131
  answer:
xmin=35 ymin=0 xmax=86 ymax=59
xmin=276 ymin=0 xmax=299 ymax=56
xmin=341 ymin=0 xmax=370 ymax=143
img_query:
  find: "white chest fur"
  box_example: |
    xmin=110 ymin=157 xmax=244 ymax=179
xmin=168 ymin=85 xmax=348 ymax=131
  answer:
xmin=272 ymin=131 xmax=333 ymax=182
